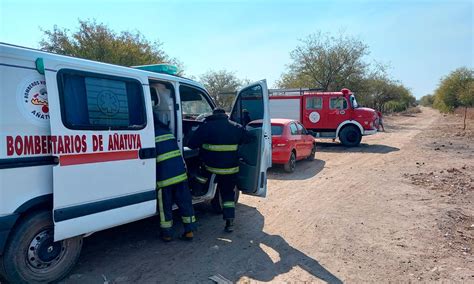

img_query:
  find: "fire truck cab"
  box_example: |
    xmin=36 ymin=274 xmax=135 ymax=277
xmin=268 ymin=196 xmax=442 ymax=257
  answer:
xmin=0 ymin=43 xmax=272 ymax=283
xmin=269 ymin=88 xmax=378 ymax=146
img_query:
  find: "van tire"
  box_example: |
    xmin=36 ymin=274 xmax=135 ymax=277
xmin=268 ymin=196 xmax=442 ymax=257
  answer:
xmin=2 ymin=211 xmax=83 ymax=284
xmin=284 ymin=151 xmax=296 ymax=173
xmin=339 ymin=125 xmax=362 ymax=147
xmin=211 ymin=187 xmax=240 ymax=213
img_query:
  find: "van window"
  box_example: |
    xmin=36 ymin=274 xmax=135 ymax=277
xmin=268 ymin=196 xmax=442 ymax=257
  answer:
xmin=58 ymin=70 xmax=146 ymax=130
xmin=330 ymin=97 xmax=348 ymax=110
xmin=179 ymin=85 xmax=213 ymax=120
xmin=306 ymin=97 xmax=322 ymax=110
xmin=231 ymin=84 xmax=264 ymax=126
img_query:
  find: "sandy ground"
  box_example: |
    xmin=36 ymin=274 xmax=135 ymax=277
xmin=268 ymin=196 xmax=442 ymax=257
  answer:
xmin=59 ymin=107 xmax=472 ymax=283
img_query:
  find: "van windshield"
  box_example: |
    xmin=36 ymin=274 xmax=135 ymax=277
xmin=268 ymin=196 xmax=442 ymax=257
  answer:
xmin=179 ymin=85 xmax=213 ymax=120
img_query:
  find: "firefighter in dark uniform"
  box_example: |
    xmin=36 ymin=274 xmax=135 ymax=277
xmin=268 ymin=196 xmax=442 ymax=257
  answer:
xmin=155 ymin=120 xmax=196 ymax=241
xmin=188 ymin=108 xmax=251 ymax=232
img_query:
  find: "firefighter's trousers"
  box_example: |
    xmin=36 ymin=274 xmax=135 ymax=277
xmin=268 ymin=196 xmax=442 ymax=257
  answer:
xmin=157 ymin=181 xmax=196 ymax=232
xmin=213 ymin=173 xmax=237 ymax=220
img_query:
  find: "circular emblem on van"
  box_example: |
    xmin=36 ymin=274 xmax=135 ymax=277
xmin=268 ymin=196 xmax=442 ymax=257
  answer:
xmin=97 ymin=91 xmax=120 ymax=116
xmin=309 ymin=111 xmax=320 ymax=123
xmin=17 ymin=75 xmax=50 ymax=126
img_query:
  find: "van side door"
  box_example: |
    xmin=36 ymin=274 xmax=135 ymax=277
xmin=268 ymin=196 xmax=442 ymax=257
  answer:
xmin=230 ymin=80 xmax=271 ymax=197
xmin=42 ymin=59 xmax=156 ymax=241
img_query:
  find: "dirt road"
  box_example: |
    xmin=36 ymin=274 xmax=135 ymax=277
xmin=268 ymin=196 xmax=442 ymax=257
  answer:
xmin=62 ymin=107 xmax=473 ymax=283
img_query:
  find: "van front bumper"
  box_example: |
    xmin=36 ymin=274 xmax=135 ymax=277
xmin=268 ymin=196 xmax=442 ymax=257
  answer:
xmin=0 ymin=214 xmax=19 ymax=255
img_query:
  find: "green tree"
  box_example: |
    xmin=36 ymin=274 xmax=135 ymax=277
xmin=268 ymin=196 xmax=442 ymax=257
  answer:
xmin=278 ymin=31 xmax=369 ymax=91
xmin=419 ymin=94 xmax=435 ymax=106
xmin=433 ymin=67 xmax=473 ymax=112
xmin=199 ymin=70 xmax=244 ymax=111
xmin=40 ymin=19 xmax=180 ymax=68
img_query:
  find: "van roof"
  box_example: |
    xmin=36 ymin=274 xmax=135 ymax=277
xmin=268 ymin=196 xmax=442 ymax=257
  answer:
xmin=0 ymin=42 xmax=205 ymax=90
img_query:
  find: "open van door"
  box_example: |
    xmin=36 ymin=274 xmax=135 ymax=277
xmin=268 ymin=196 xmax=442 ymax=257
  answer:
xmin=230 ymin=80 xmax=271 ymax=197
xmin=42 ymin=57 xmax=156 ymax=241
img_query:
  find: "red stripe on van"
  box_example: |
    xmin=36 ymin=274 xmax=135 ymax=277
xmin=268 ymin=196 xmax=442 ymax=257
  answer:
xmin=59 ymin=150 xmax=139 ymax=166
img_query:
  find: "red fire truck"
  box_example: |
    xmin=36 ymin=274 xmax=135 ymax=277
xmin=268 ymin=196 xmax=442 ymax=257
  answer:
xmin=268 ymin=88 xmax=378 ymax=147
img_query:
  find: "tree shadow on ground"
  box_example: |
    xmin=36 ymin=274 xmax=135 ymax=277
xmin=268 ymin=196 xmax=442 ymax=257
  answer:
xmin=269 ymin=159 xmax=326 ymax=181
xmin=316 ymin=142 xmax=399 ymax=154
xmin=64 ymin=204 xmax=342 ymax=284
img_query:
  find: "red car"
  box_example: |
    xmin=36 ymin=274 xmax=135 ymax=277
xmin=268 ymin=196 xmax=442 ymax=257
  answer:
xmin=249 ymin=119 xmax=316 ymax=173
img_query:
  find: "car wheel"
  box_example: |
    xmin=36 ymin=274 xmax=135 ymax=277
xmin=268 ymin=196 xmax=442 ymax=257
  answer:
xmin=2 ymin=211 xmax=83 ymax=284
xmin=211 ymin=187 xmax=240 ymax=213
xmin=284 ymin=151 xmax=296 ymax=173
xmin=339 ymin=125 xmax=362 ymax=147
xmin=307 ymin=144 xmax=316 ymax=161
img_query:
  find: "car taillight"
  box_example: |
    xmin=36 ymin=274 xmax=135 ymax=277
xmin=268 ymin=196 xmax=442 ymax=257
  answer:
xmin=275 ymin=143 xmax=286 ymax=147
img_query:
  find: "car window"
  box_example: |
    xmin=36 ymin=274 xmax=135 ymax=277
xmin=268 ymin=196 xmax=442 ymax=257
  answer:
xmin=298 ymin=123 xmax=308 ymax=135
xmin=289 ymin=123 xmax=298 ymax=135
xmin=330 ymin=97 xmax=348 ymax=110
xmin=296 ymin=123 xmax=303 ymax=134
xmin=306 ymin=97 xmax=322 ymax=110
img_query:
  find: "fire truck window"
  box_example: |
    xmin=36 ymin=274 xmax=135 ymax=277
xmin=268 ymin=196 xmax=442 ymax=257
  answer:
xmin=290 ymin=123 xmax=298 ymax=135
xmin=330 ymin=97 xmax=348 ymax=110
xmin=231 ymin=84 xmax=263 ymax=126
xmin=58 ymin=70 xmax=146 ymax=130
xmin=306 ymin=97 xmax=322 ymax=110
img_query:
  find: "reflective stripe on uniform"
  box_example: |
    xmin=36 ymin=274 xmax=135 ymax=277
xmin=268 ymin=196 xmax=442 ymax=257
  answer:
xmin=160 ymin=220 xmax=173 ymax=228
xmin=157 ymin=189 xmax=172 ymax=228
xmin=182 ymin=216 xmax=196 ymax=224
xmin=202 ymin=144 xmax=238 ymax=152
xmin=205 ymin=165 xmax=239 ymax=175
xmin=157 ymin=173 xmax=188 ymax=188
xmin=155 ymin=134 xmax=175 ymax=143
xmin=223 ymin=201 xmax=235 ymax=208
xmin=156 ymin=150 xmax=181 ymax=163
xmin=195 ymin=176 xmax=208 ymax=184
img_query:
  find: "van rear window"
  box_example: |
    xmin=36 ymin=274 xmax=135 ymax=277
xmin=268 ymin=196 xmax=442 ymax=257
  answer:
xmin=58 ymin=70 xmax=146 ymax=130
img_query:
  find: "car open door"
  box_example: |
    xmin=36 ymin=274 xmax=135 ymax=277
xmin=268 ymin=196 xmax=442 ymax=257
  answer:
xmin=230 ymin=80 xmax=271 ymax=197
xmin=42 ymin=57 xmax=156 ymax=241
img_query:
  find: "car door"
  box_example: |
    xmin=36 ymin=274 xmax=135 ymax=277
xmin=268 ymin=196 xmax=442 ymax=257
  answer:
xmin=230 ymin=80 xmax=271 ymax=197
xmin=296 ymin=122 xmax=312 ymax=156
xmin=42 ymin=58 xmax=156 ymax=241
xmin=289 ymin=122 xmax=302 ymax=158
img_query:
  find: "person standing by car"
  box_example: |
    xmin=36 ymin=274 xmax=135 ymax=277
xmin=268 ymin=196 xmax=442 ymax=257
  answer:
xmin=377 ymin=110 xmax=385 ymax=132
xmin=188 ymin=108 xmax=251 ymax=232
xmin=154 ymin=119 xmax=196 ymax=241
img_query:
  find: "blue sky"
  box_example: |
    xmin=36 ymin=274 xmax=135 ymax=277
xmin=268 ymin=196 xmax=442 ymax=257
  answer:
xmin=1 ymin=0 xmax=472 ymax=98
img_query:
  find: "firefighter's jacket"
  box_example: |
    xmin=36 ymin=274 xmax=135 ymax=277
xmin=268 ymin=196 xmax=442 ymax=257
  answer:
xmin=188 ymin=113 xmax=251 ymax=175
xmin=155 ymin=126 xmax=187 ymax=188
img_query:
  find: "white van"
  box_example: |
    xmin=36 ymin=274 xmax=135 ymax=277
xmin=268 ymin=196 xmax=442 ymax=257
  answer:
xmin=0 ymin=43 xmax=271 ymax=283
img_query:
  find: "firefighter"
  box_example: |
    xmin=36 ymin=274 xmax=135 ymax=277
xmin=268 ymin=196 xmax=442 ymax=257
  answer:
xmin=188 ymin=108 xmax=251 ymax=232
xmin=155 ymin=119 xmax=196 ymax=241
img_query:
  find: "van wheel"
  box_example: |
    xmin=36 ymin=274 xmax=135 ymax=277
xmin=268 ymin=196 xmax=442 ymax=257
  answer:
xmin=211 ymin=187 xmax=240 ymax=213
xmin=339 ymin=125 xmax=362 ymax=147
xmin=284 ymin=152 xmax=296 ymax=173
xmin=307 ymin=144 xmax=316 ymax=161
xmin=2 ymin=211 xmax=83 ymax=284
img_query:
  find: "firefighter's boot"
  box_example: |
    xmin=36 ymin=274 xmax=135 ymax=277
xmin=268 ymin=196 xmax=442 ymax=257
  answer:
xmin=224 ymin=219 xmax=234 ymax=233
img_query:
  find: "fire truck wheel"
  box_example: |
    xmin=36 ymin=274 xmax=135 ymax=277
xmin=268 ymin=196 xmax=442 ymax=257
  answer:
xmin=284 ymin=151 xmax=296 ymax=173
xmin=307 ymin=144 xmax=316 ymax=161
xmin=211 ymin=187 xmax=240 ymax=213
xmin=339 ymin=125 xmax=362 ymax=147
xmin=2 ymin=210 xmax=83 ymax=284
